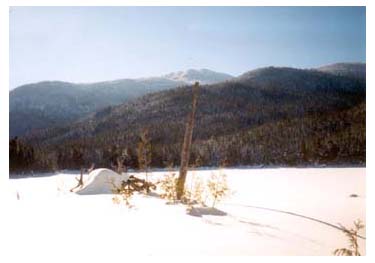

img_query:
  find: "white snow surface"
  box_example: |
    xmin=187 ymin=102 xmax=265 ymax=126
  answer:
xmin=3 ymin=167 xmax=366 ymax=259
xmin=163 ymin=68 xmax=233 ymax=84
xmin=75 ymin=168 xmax=129 ymax=195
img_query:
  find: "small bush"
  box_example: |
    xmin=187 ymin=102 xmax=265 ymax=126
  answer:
xmin=334 ymin=219 xmax=365 ymax=256
xmin=158 ymin=173 xmax=178 ymax=203
xmin=158 ymin=171 xmax=231 ymax=209
xmin=184 ymin=176 xmax=206 ymax=206
xmin=207 ymin=171 xmax=230 ymax=208
xmin=111 ymin=180 xmax=135 ymax=207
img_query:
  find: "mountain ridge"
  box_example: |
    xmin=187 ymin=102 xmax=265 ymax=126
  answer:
xmin=10 ymin=68 xmax=233 ymax=137
xmin=18 ymin=63 xmax=365 ymax=171
xmin=316 ymin=62 xmax=365 ymax=79
xmin=10 ymin=63 xmax=365 ymax=139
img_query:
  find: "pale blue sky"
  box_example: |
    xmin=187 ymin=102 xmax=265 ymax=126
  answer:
xmin=9 ymin=6 xmax=366 ymax=90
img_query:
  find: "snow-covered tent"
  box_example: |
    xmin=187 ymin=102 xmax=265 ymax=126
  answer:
xmin=75 ymin=168 xmax=129 ymax=195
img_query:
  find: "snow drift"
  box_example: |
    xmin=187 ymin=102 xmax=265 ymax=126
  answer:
xmin=75 ymin=168 xmax=129 ymax=195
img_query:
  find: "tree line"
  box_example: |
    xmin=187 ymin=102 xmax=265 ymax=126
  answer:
xmin=9 ymin=102 xmax=365 ymax=174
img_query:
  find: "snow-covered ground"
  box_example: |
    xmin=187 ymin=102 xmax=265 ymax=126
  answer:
xmin=3 ymin=167 xmax=365 ymax=259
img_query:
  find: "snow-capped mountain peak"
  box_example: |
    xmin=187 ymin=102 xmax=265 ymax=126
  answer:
xmin=163 ymin=68 xmax=233 ymax=85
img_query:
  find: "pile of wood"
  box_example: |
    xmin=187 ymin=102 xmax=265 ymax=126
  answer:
xmin=115 ymin=175 xmax=156 ymax=194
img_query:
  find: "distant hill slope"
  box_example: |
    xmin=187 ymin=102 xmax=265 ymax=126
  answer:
xmin=10 ymin=69 xmax=233 ymax=137
xmin=21 ymin=64 xmax=365 ymax=170
xmin=316 ymin=62 xmax=365 ymax=79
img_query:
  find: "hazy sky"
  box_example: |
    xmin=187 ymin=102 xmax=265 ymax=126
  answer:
xmin=10 ymin=6 xmax=365 ymax=90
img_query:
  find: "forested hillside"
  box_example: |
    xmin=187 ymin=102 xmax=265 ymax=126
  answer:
xmin=10 ymin=69 xmax=233 ymax=137
xmin=10 ymin=64 xmax=365 ymax=172
xmin=10 ymin=79 xmax=183 ymax=137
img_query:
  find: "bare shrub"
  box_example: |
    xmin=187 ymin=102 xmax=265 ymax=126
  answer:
xmin=207 ymin=171 xmax=230 ymax=208
xmin=334 ymin=219 xmax=365 ymax=256
xmin=69 ymin=164 xmax=95 ymax=192
xmin=158 ymin=173 xmax=178 ymax=203
xmin=111 ymin=180 xmax=135 ymax=207
xmin=70 ymin=168 xmax=85 ymax=192
xmin=184 ymin=176 xmax=206 ymax=206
